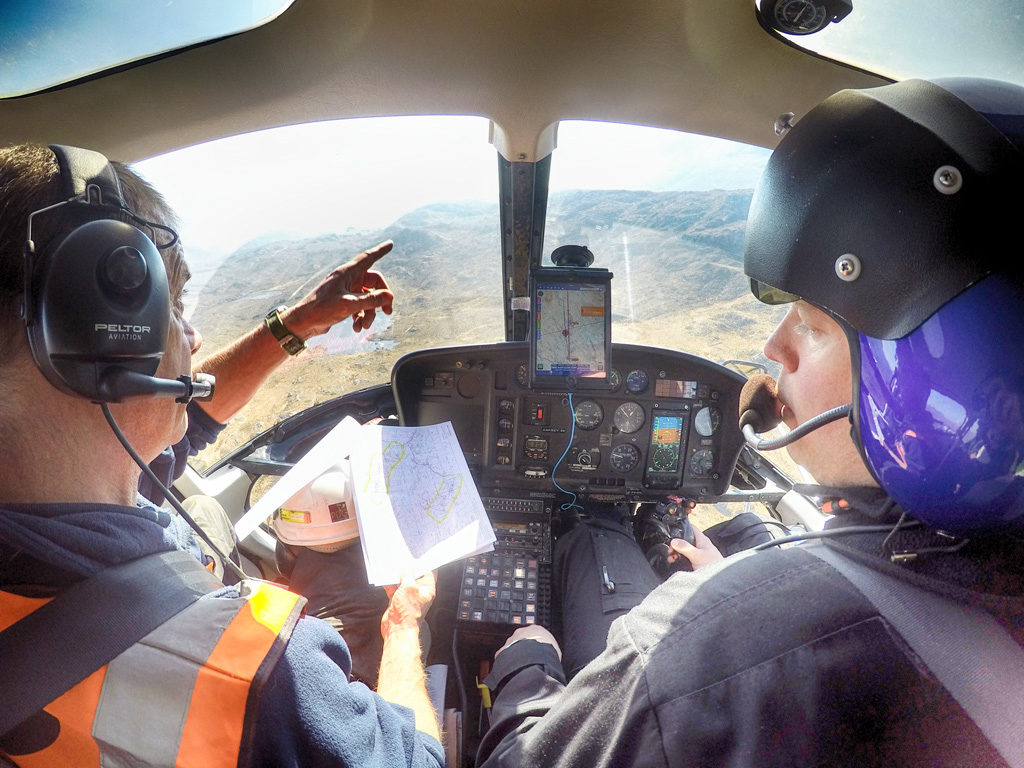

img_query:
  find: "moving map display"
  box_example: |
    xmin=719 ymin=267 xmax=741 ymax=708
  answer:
xmin=531 ymin=273 xmax=611 ymax=385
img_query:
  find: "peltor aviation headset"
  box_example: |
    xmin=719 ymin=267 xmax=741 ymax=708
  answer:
xmin=15 ymin=145 xmax=234 ymax=579
xmin=22 ymin=144 xmax=212 ymax=403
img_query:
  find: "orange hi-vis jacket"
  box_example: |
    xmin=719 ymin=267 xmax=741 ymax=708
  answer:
xmin=0 ymin=578 xmax=305 ymax=767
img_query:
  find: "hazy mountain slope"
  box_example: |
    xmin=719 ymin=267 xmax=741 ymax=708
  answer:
xmin=193 ymin=190 xmax=757 ymax=344
xmin=187 ymin=189 xmax=785 ymax=469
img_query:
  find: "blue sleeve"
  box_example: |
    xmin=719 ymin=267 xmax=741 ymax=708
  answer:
xmin=251 ymin=615 xmax=445 ymax=767
xmin=139 ymin=402 xmax=226 ymax=504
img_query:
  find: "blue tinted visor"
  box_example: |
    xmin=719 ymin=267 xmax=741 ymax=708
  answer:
xmin=935 ymin=78 xmax=1024 ymax=153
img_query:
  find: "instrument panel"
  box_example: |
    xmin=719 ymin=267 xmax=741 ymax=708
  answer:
xmin=393 ymin=342 xmax=746 ymax=501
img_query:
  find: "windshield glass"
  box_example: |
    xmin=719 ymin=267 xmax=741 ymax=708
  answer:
xmin=137 ymin=116 xmax=501 ymax=469
xmin=0 ymin=0 xmax=295 ymax=97
xmin=544 ymin=121 xmax=782 ymax=372
xmin=140 ymin=118 xmax=797 ymax=475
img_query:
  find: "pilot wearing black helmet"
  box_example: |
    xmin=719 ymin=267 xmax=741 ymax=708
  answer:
xmin=478 ymin=78 xmax=1024 ymax=767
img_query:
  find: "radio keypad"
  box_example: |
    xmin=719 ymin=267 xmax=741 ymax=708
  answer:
xmin=459 ymin=553 xmax=544 ymax=626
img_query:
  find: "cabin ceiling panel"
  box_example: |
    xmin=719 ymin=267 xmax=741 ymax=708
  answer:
xmin=0 ymin=0 xmax=885 ymax=161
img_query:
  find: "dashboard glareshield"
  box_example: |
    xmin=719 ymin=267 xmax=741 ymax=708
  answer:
xmin=528 ymin=267 xmax=613 ymax=390
xmin=392 ymin=342 xmax=747 ymax=502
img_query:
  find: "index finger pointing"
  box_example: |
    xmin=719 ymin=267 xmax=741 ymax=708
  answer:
xmin=353 ymin=240 xmax=394 ymax=269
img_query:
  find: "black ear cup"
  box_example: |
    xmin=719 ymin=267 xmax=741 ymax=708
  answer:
xmin=26 ymin=218 xmax=170 ymax=401
xmin=21 ymin=145 xmax=214 ymax=404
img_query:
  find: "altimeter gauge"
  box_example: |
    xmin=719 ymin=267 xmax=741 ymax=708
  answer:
xmin=610 ymin=443 xmax=641 ymax=473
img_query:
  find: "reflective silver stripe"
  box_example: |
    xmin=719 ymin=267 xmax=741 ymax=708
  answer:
xmin=93 ymin=594 xmax=246 ymax=767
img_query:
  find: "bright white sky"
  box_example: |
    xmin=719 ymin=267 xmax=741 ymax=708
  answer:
xmin=137 ymin=117 xmax=772 ymax=256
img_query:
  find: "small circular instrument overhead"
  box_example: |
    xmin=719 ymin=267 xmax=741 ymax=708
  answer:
xmin=613 ymin=402 xmax=645 ymax=434
xmin=761 ymin=0 xmax=852 ymax=35
xmin=573 ymin=399 xmax=604 ymax=430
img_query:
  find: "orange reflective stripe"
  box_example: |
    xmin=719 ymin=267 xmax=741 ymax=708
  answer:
xmin=0 ymin=591 xmax=49 ymax=627
xmin=176 ymin=582 xmax=303 ymax=765
xmin=12 ymin=667 xmax=107 ymax=768
xmin=0 ymin=592 xmax=105 ymax=768
xmin=1 ymin=581 xmax=300 ymax=768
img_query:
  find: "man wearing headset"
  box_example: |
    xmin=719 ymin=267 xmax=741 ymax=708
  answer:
xmin=477 ymin=78 xmax=1024 ymax=767
xmin=0 ymin=145 xmax=443 ymax=766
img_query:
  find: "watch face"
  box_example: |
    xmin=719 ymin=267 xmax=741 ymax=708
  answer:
xmin=282 ymin=335 xmax=306 ymax=355
xmin=266 ymin=306 xmax=306 ymax=354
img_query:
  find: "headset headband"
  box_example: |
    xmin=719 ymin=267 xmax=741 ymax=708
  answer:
xmin=49 ymin=144 xmax=126 ymax=206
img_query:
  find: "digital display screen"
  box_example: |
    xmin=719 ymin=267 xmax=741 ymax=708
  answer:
xmin=654 ymin=379 xmax=697 ymax=399
xmin=646 ymin=414 xmax=684 ymax=473
xmin=533 ymin=281 xmax=608 ymax=379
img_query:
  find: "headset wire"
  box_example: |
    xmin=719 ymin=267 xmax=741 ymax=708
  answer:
xmin=101 ymin=403 xmax=248 ymax=583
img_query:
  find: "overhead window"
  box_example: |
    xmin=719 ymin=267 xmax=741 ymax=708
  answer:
xmin=0 ymin=0 xmax=295 ymax=97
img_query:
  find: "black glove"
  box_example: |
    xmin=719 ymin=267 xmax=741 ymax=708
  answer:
xmin=635 ymin=498 xmax=696 ymax=579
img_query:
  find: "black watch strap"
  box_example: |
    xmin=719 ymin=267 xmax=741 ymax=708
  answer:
xmin=265 ymin=306 xmax=306 ymax=355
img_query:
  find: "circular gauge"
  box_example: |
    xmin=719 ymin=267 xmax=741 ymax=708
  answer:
xmin=610 ymin=443 xmax=641 ymax=473
xmin=607 ymin=368 xmax=622 ymax=392
xmin=694 ymin=406 xmax=721 ymax=437
xmin=573 ymin=399 xmax=604 ymax=430
xmin=625 ymin=369 xmax=650 ymax=394
xmin=650 ymin=443 xmax=679 ymax=472
xmin=516 ymin=363 xmax=529 ymax=387
xmin=769 ymin=0 xmax=829 ymax=35
xmin=689 ymin=448 xmax=715 ymax=476
xmin=613 ymin=402 xmax=645 ymax=434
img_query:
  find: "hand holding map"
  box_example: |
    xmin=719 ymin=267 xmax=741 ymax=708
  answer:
xmin=233 ymin=417 xmax=495 ymax=585
xmin=351 ymin=421 xmax=495 ymax=584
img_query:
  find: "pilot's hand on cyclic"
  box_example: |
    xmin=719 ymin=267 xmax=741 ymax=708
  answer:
xmin=381 ymin=569 xmax=436 ymax=640
xmin=291 ymin=240 xmax=396 ymax=338
xmin=494 ymin=624 xmax=562 ymax=661
xmin=668 ymin=527 xmax=723 ymax=570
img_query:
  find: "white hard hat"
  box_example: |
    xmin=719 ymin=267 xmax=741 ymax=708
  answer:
xmin=273 ymin=465 xmax=359 ymax=551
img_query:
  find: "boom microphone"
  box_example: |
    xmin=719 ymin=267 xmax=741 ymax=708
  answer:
xmin=97 ymin=369 xmax=215 ymax=403
xmin=739 ymin=373 xmax=782 ymax=433
xmin=739 ymin=373 xmax=851 ymax=451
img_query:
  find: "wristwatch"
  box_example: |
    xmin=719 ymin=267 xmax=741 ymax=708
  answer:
xmin=265 ymin=305 xmax=306 ymax=355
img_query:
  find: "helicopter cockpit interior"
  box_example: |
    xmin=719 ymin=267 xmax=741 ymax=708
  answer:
xmin=2 ymin=0 xmax=1022 ymax=764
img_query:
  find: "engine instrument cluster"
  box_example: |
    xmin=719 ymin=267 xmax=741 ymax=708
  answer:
xmin=393 ymin=342 xmax=746 ymax=501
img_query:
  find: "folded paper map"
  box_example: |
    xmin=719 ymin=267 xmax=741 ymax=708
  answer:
xmin=234 ymin=416 xmax=495 ymax=584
